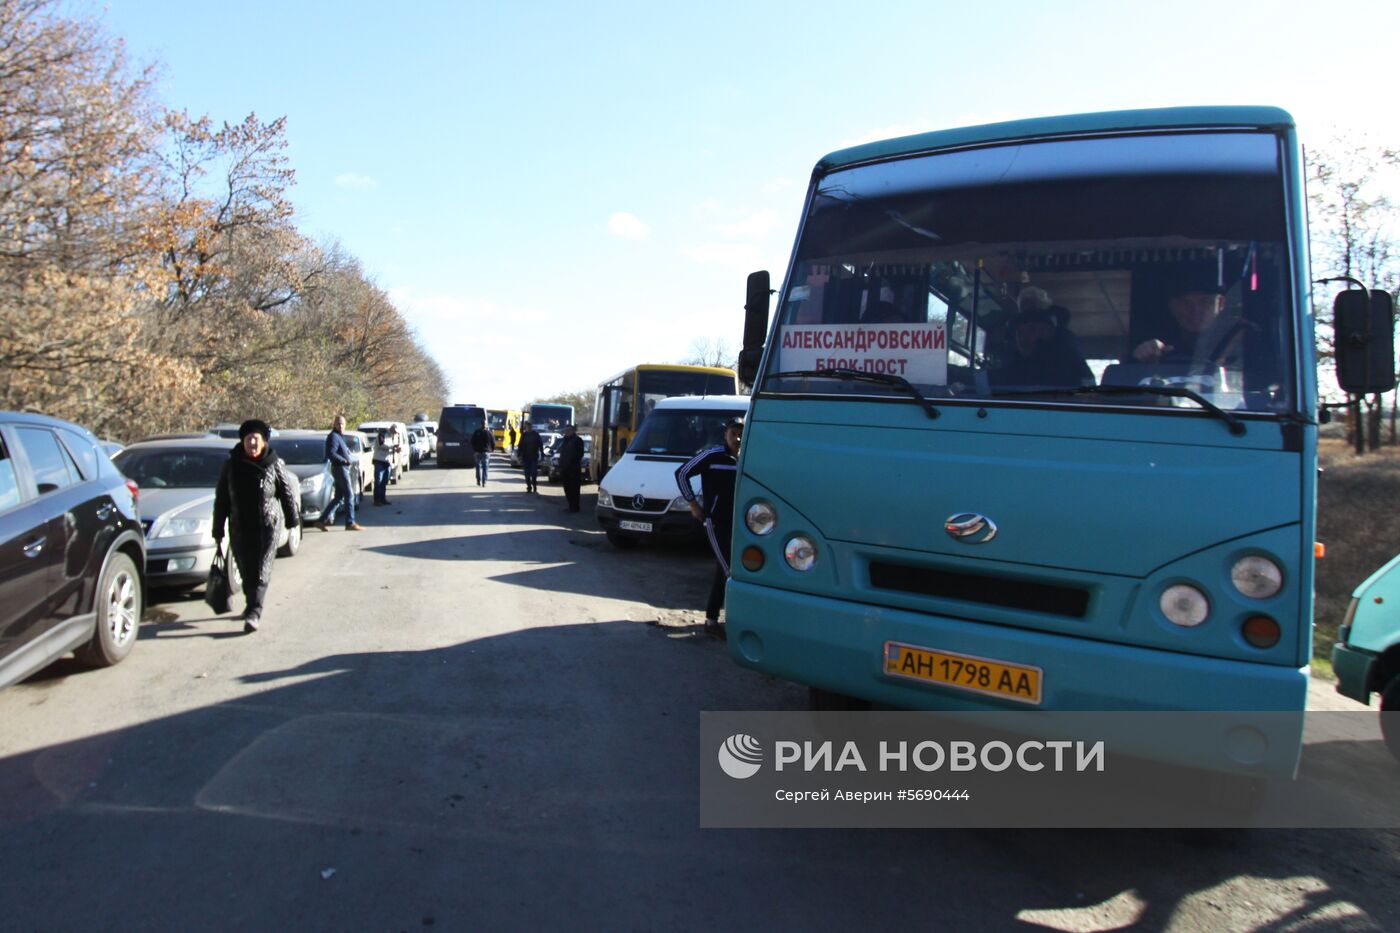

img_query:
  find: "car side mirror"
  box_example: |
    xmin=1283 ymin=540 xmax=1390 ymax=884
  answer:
xmin=739 ymin=270 xmax=771 ymax=386
xmin=1335 ymin=288 xmax=1397 ymax=395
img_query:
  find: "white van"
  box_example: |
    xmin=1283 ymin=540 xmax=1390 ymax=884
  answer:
xmin=595 ymin=395 xmax=749 ymax=548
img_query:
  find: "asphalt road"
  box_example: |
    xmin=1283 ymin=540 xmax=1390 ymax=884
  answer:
xmin=1 ymin=455 xmax=1398 ymax=931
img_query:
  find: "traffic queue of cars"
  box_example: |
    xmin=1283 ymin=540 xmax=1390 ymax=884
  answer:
xmin=0 ymin=411 xmax=435 ymax=691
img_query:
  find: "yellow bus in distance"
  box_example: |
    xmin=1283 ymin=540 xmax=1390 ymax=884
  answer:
xmin=590 ymin=364 xmax=738 ymax=482
xmin=486 ymin=409 xmax=521 ymax=450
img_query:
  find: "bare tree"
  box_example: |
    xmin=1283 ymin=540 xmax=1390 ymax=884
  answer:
xmin=1307 ymin=137 xmax=1400 ymax=453
xmin=681 ymin=337 xmax=737 ymax=369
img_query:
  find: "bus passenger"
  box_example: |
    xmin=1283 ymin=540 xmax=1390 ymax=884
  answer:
xmin=675 ymin=416 xmax=743 ymax=640
xmin=991 ymin=306 xmax=1093 ymax=389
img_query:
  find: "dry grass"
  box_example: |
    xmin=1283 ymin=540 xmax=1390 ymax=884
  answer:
xmin=1313 ymin=438 xmax=1400 ymax=661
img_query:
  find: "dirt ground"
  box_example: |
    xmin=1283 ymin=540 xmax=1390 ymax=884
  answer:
xmin=1314 ymin=438 xmax=1400 ymax=663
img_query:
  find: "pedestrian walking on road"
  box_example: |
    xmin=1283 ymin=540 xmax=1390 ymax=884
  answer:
xmin=372 ymin=426 xmax=400 ymax=505
xmin=518 ymin=422 xmax=544 ymax=493
xmin=213 ymin=419 xmax=301 ymax=633
xmin=556 ymin=424 xmax=585 ymax=512
xmin=318 ymin=415 xmax=364 ymax=531
xmin=470 ymin=423 xmax=495 ymax=486
xmin=675 ymin=416 xmax=742 ymax=639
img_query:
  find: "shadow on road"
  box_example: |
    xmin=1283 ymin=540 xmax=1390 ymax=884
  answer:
xmin=0 ymin=621 xmax=1398 ymax=929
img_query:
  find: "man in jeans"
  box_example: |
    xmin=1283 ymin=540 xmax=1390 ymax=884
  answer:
xmin=318 ymin=414 xmax=364 ymax=530
xmin=470 ymin=423 xmax=495 ymax=486
xmin=518 ymin=423 xmax=544 ymax=493
xmin=372 ymin=426 xmax=400 ymax=505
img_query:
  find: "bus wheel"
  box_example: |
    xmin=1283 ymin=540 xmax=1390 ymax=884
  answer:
xmin=606 ymin=530 xmax=640 ymax=549
xmin=808 ymin=687 xmax=870 ymax=711
xmin=1381 ymin=676 xmax=1400 ymax=762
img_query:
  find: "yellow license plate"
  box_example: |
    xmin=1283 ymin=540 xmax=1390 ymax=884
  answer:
xmin=883 ymin=642 xmax=1043 ymax=705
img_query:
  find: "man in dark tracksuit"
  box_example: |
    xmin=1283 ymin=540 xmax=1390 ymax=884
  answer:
xmin=675 ymin=416 xmax=742 ymax=640
xmin=556 ymin=424 xmax=585 ymax=512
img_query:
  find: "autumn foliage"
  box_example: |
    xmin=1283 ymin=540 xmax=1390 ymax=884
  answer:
xmin=0 ymin=0 xmax=445 ymax=440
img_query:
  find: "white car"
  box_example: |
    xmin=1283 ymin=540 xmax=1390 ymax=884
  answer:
xmin=406 ymin=424 xmax=432 ymax=462
xmin=512 ymin=431 xmax=560 ymax=468
xmin=594 ymin=395 xmax=749 ymax=548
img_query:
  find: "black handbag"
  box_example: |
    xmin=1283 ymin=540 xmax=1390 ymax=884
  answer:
xmin=205 ymin=541 xmax=232 ymax=614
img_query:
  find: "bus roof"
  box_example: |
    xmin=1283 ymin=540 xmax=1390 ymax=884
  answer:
xmin=815 ymin=106 xmax=1295 ymax=175
xmin=597 ymin=363 xmax=737 ymax=384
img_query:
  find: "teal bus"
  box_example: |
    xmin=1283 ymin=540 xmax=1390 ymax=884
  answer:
xmin=727 ymin=107 xmax=1351 ymax=777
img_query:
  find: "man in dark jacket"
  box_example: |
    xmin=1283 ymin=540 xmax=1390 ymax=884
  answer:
xmin=675 ymin=416 xmax=742 ymax=639
xmin=213 ymin=419 xmax=301 ymax=633
xmin=555 ymin=424 xmax=585 ymax=512
xmin=470 ymin=423 xmax=495 ymax=486
xmin=318 ymin=414 xmax=364 ymax=531
xmin=518 ymin=423 xmax=544 ymax=493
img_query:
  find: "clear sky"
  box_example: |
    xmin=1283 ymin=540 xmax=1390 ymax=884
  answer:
xmin=84 ymin=0 xmax=1399 ymax=408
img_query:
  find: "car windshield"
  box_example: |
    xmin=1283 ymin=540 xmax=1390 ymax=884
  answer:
xmin=270 ymin=438 xmax=328 ymax=465
xmin=628 ymin=410 xmax=744 ymax=456
xmin=114 ymin=448 xmax=227 ymax=489
xmin=762 ymin=131 xmax=1296 ymax=416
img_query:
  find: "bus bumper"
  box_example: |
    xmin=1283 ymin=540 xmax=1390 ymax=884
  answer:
xmin=726 ymin=581 xmax=1308 ymax=777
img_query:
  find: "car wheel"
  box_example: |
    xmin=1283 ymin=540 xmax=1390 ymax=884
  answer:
xmin=75 ymin=552 xmax=142 ymax=668
xmin=277 ymin=522 xmax=301 ymax=558
xmin=1381 ymin=676 xmax=1400 ymax=762
xmin=606 ymin=530 xmax=641 ymax=548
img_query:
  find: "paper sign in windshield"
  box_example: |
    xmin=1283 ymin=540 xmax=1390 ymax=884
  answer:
xmin=779 ymin=323 xmax=947 ymax=384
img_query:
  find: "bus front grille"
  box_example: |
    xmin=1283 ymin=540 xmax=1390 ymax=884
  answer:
xmin=868 ymin=561 xmax=1090 ymax=619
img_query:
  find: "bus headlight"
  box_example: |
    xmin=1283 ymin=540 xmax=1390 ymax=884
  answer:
xmin=597 ymin=488 xmax=613 ymax=508
xmin=745 ymin=501 xmax=777 ymax=536
xmin=784 ymin=535 xmax=817 ymax=572
xmin=1231 ymin=556 xmax=1283 ymax=600
xmin=1161 ymin=584 xmax=1210 ymax=627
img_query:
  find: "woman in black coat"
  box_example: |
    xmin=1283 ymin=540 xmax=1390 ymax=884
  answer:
xmin=212 ymin=419 xmax=301 ymax=633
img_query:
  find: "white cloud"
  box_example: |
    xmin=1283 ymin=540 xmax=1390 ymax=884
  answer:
xmin=716 ymin=209 xmax=779 ymax=239
xmin=606 ymin=211 xmax=651 ymax=240
xmin=682 ymin=242 xmax=764 ymax=270
xmin=334 ymin=172 xmax=379 ymax=190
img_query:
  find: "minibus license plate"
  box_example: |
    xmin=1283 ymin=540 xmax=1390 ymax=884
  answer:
xmin=619 ymin=520 xmax=652 ymax=533
xmin=883 ymin=642 xmax=1042 ymax=705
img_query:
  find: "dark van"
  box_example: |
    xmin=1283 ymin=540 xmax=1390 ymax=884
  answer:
xmin=437 ymin=405 xmax=486 ymax=468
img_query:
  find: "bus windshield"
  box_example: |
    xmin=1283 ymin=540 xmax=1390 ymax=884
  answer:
xmin=637 ymin=370 xmax=737 ymax=411
xmin=486 ymin=411 xmax=507 ymax=430
xmin=528 ymin=405 xmax=573 ymax=430
xmin=762 ymin=131 xmax=1296 ymax=416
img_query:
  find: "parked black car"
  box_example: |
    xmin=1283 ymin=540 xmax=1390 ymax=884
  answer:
xmin=0 ymin=412 xmax=146 ymax=689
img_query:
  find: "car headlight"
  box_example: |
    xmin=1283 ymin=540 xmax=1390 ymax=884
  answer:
xmin=1231 ymin=556 xmax=1284 ymax=600
xmin=669 ymin=496 xmax=691 ymax=512
xmin=746 ymin=501 xmax=777 ymax=536
xmin=156 ymin=517 xmax=211 ymax=539
xmin=300 ymin=474 xmax=325 ymax=493
xmin=1160 ymin=584 xmax=1210 ymax=627
xmin=597 ymin=488 xmax=613 ymax=508
xmin=784 ymin=535 xmax=818 ymax=572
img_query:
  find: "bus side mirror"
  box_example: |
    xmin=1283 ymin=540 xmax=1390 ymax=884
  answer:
xmin=1334 ymin=289 xmax=1397 ymax=395
xmin=739 ymin=270 xmax=771 ymax=386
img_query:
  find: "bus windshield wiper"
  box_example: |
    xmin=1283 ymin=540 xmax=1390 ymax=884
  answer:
xmin=765 ymin=368 xmax=941 ymax=420
xmin=994 ymin=384 xmax=1247 ymax=436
